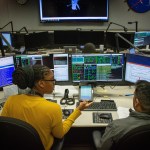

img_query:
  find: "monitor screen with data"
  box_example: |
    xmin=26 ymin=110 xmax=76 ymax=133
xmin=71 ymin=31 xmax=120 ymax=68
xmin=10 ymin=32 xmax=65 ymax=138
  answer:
xmin=14 ymin=54 xmax=70 ymax=83
xmin=14 ymin=55 xmax=43 ymax=68
xmin=125 ymin=54 xmax=150 ymax=83
xmin=134 ymin=31 xmax=150 ymax=47
xmin=53 ymin=54 xmax=69 ymax=82
xmin=0 ymin=56 xmax=15 ymax=88
xmin=71 ymin=53 xmax=124 ymax=83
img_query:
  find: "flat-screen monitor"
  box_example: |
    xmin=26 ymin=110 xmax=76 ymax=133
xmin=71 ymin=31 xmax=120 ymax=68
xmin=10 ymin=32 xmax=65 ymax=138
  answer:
xmin=105 ymin=32 xmax=135 ymax=51
xmin=79 ymin=31 xmax=105 ymax=46
xmin=134 ymin=31 xmax=150 ymax=47
xmin=53 ymin=54 xmax=69 ymax=82
xmin=14 ymin=54 xmax=70 ymax=84
xmin=24 ymin=32 xmax=50 ymax=50
xmin=14 ymin=55 xmax=43 ymax=68
xmin=117 ymin=32 xmax=135 ymax=50
xmin=42 ymin=55 xmax=53 ymax=69
xmin=54 ymin=30 xmax=79 ymax=45
xmin=42 ymin=54 xmax=71 ymax=84
xmin=0 ymin=56 xmax=15 ymax=88
xmin=125 ymin=54 xmax=150 ymax=83
xmin=105 ymin=32 xmax=116 ymax=50
xmin=71 ymin=53 xmax=124 ymax=83
xmin=39 ymin=0 xmax=109 ymax=22
xmin=1 ymin=32 xmax=12 ymax=47
xmin=12 ymin=33 xmax=26 ymax=49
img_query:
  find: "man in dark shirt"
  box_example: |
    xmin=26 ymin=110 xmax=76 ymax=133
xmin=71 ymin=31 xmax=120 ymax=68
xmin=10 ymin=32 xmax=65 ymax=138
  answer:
xmin=93 ymin=80 xmax=150 ymax=150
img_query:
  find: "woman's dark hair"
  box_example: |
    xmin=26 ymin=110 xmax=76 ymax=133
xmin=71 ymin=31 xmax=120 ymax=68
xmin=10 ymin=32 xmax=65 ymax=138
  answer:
xmin=12 ymin=65 xmax=50 ymax=89
xmin=134 ymin=80 xmax=150 ymax=112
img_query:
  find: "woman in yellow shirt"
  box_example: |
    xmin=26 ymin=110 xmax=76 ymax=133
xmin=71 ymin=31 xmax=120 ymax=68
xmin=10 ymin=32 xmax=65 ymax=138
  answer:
xmin=1 ymin=65 xmax=92 ymax=150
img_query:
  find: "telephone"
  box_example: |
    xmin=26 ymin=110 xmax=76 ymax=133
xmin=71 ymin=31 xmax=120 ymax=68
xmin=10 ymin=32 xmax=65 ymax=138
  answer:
xmin=64 ymin=89 xmax=69 ymax=99
xmin=60 ymin=89 xmax=75 ymax=105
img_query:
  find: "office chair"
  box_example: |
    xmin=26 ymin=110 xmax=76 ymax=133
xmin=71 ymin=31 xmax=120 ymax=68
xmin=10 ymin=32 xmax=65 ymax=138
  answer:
xmin=111 ymin=124 xmax=150 ymax=150
xmin=0 ymin=116 xmax=45 ymax=150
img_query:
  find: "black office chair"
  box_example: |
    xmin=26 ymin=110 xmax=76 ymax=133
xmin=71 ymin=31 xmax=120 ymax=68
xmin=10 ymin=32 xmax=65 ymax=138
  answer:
xmin=0 ymin=116 xmax=45 ymax=150
xmin=111 ymin=124 xmax=150 ymax=150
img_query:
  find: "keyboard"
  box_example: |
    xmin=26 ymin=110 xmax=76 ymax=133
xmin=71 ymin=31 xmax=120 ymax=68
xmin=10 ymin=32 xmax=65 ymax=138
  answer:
xmin=93 ymin=112 xmax=113 ymax=123
xmin=76 ymin=100 xmax=117 ymax=111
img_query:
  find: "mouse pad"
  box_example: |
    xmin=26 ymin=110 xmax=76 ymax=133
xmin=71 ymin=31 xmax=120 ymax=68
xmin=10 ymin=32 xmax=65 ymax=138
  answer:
xmin=62 ymin=109 xmax=74 ymax=119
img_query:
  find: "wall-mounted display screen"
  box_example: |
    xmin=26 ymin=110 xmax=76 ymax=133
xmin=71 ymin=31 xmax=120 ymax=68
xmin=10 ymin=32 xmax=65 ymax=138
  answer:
xmin=39 ymin=0 xmax=109 ymax=22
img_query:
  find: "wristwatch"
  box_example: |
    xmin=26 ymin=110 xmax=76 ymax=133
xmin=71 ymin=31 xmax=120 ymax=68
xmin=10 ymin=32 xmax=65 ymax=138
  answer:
xmin=127 ymin=0 xmax=150 ymax=13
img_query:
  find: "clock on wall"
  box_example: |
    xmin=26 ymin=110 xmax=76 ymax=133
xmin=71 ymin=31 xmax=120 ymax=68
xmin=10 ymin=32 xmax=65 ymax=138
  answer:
xmin=127 ymin=0 xmax=150 ymax=13
xmin=16 ymin=0 xmax=29 ymax=5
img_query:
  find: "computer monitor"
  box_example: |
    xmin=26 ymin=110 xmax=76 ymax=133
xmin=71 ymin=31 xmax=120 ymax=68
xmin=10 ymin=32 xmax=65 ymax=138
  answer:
xmin=24 ymin=32 xmax=50 ymax=50
xmin=117 ymin=32 xmax=135 ymax=50
xmin=53 ymin=54 xmax=69 ymax=82
xmin=125 ymin=54 xmax=150 ymax=83
xmin=79 ymin=31 xmax=104 ymax=46
xmin=42 ymin=55 xmax=53 ymax=69
xmin=42 ymin=54 xmax=71 ymax=84
xmin=105 ymin=32 xmax=116 ymax=50
xmin=71 ymin=53 xmax=124 ymax=83
xmin=0 ymin=56 xmax=15 ymax=88
xmin=14 ymin=54 xmax=71 ymax=84
xmin=1 ymin=32 xmax=12 ymax=47
xmin=54 ymin=30 xmax=79 ymax=46
xmin=14 ymin=55 xmax=43 ymax=68
xmin=12 ymin=33 xmax=26 ymax=49
xmin=134 ymin=31 xmax=150 ymax=47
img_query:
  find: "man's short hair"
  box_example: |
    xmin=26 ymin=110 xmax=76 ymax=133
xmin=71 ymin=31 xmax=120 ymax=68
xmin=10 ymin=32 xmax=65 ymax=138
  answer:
xmin=82 ymin=43 xmax=96 ymax=53
xmin=134 ymin=80 xmax=150 ymax=112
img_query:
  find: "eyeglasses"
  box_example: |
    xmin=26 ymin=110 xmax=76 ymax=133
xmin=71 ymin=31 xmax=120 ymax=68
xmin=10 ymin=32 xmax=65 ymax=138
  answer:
xmin=43 ymin=79 xmax=56 ymax=82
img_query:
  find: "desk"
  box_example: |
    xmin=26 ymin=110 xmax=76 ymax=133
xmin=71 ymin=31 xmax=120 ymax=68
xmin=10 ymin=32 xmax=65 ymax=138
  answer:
xmin=46 ymin=85 xmax=134 ymax=127
xmin=0 ymin=85 xmax=134 ymax=127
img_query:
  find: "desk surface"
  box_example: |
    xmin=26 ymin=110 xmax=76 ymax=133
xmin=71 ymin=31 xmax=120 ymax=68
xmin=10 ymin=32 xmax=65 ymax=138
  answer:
xmin=0 ymin=85 xmax=134 ymax=127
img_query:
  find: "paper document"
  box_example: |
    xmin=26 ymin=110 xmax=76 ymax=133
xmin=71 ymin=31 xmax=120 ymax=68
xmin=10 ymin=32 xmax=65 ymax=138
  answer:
xmin=117 ymin=107 xmax=130 ymax=119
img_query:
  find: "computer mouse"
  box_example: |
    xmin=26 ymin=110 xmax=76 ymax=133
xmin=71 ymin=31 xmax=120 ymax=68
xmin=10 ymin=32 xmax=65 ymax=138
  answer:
xmin=63 ymin=109 xmax=70 ymax=116
xmin=99 ymin=113 xmax=111 ymax=119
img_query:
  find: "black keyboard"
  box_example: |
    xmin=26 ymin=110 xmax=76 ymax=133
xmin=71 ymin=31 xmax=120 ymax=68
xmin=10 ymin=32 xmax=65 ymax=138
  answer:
xmin=76 ymin=100 xmax=117 ymax=111
xmin=93 ymin=112 xmax=113 ymax=123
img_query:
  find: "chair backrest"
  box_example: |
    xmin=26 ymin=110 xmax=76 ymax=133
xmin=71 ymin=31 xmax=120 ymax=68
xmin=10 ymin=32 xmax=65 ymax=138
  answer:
xmin=0 ymin=116 xmax=45 ymax=150
xmin=111 ymin=124 xmax=150 ymax=150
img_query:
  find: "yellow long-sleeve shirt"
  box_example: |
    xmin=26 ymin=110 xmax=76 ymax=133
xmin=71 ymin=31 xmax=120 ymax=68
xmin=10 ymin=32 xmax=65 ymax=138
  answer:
xmin=1 ymin=94 xmax=81 ymax=150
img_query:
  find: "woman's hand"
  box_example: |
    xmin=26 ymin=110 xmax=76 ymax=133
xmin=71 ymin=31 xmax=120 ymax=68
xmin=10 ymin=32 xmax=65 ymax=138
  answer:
xmin=77 ymin=101 xmax=93 ymax=111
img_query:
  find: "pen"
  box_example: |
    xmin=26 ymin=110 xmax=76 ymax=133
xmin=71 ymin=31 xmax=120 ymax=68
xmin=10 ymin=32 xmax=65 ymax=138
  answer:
xmin=125 ymin=94 xmax=134 ymax=96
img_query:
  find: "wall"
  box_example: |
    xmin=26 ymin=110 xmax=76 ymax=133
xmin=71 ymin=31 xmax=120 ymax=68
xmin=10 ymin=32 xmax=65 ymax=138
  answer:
xmin=0 ymin=0 xmax=149 ymax=32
